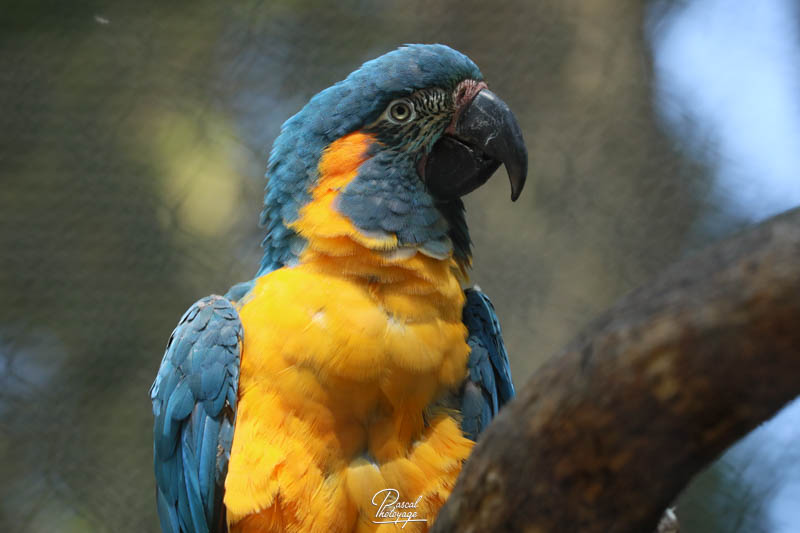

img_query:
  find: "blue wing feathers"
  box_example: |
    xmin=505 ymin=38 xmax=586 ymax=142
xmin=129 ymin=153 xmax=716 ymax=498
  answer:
xmin=460 ymin=287 xmax=515 ymax=440
xmin=157 ymin=483 xmax=181 ymax=533
xmin=198 ymin=414 xmax=219 ymax=515
xmin=151 ymin=295 xmax=242 ymax=533
xmin=181 ymin=430 xmax=205 ymax=531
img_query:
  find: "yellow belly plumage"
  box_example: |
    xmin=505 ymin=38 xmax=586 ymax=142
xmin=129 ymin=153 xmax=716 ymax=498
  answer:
xmin=223 ymin=132 xmax=474 ymax=532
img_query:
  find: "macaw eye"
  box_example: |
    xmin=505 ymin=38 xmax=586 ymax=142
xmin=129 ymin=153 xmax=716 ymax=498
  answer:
xmin=387 ymin=100 xmax=414 ymax=124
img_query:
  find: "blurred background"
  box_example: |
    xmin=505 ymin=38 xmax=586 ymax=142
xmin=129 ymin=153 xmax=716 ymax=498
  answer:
xmin=1 ymin=0 xmax=798 ymax=531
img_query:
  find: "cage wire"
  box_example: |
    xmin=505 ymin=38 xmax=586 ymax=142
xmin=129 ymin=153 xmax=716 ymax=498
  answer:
xmin=0 ymin=0 xmax=757 ymax=531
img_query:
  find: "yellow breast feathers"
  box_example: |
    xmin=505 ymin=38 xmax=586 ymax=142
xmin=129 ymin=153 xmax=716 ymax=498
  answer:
xmin=224 ymin=133 xmax=473 ymax=533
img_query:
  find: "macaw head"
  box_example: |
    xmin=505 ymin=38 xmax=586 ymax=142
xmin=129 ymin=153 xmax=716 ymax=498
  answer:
xmin=259 ymin=44 xmax=527 ymax=276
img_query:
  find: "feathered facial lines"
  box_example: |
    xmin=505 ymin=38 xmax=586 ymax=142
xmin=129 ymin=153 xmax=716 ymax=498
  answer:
xmin=364 ymin=86 xmax=457 ymax=157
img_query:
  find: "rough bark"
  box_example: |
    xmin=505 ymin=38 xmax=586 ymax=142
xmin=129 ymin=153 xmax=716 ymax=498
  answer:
xmin=433 ymin=207 xmax=800 ymax=533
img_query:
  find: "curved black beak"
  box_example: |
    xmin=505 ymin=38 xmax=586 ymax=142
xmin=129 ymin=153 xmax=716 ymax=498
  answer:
xmin=423 ymin=89 xmax=527 ymax=201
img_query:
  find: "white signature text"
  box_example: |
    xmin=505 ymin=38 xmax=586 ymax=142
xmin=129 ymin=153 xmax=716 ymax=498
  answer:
xmin=370 ymin=488 xmax=427 ymax=528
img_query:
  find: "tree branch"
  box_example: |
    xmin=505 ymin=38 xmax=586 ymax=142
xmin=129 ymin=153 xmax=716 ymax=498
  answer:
xmin=434 ymin=207 xmax=800 ymax=533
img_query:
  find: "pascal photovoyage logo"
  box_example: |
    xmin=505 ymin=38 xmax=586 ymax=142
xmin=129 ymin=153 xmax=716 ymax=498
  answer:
xmin=370 ymin=488 xmax=427 ymax=528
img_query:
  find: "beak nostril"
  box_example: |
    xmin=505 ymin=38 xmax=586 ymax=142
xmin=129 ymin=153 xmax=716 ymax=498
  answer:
xmin=453 ymin=79 xmax=485 ymax=110
xmin=426 ymin=88 xmax=527 ymax=201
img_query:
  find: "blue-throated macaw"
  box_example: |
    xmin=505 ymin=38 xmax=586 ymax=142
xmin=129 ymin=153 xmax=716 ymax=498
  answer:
xmin=150 ymin=43 xmax=527 ymax=533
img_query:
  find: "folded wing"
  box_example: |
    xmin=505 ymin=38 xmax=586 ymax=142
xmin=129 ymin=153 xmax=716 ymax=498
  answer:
xmin=150 ymin=295 xmax=242 ymax=533
xmin=459 ymin=287 xmax=515 ymax=440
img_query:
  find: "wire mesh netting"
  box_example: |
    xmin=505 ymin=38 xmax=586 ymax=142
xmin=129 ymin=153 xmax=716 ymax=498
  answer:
xmin=2 ymin=1 xmax=793 ymax=531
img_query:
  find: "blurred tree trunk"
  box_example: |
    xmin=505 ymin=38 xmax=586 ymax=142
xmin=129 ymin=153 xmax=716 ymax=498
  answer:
xmin=433 ymin=207 xmax=800 ymax=533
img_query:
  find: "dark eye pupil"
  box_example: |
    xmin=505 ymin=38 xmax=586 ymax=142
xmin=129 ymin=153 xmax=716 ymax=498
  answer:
xmin=391 ymin=103 xmax=410 ymax=121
